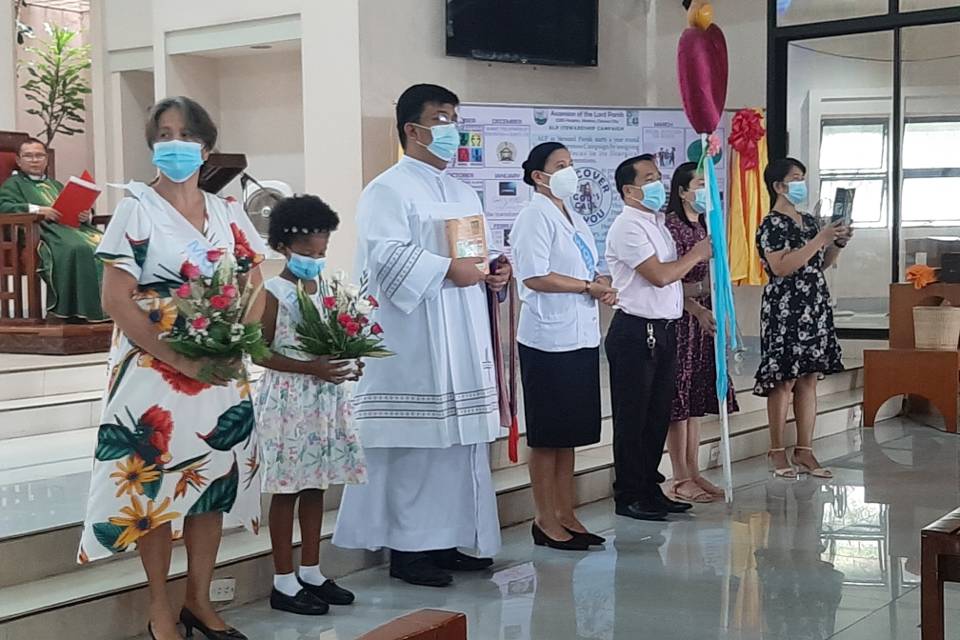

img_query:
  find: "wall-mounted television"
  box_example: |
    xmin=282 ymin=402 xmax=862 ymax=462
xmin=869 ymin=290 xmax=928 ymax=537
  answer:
xmin=445 ymin=0 xmax=599 ymax=67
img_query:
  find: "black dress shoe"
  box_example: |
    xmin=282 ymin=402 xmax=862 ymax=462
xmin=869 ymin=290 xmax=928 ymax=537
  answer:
xmin=430 ymin=548 xmax=495 ymax=571
xmin=269 ymin=588 xmax=330 ymax=616
xmin=565 ymin=528 xmax=606 ymax=546
xmin=298 ymin=578 xmax=355 ymax=605
xmin=532 ymin=523 xmax=590 ymax=550
xmin=654 ymin=493 xmax=694 ymax=513
xmin=615 ymin=502 xmax=668 ymax=521
xmin=389 ymin=553 xmax=453 ymax=587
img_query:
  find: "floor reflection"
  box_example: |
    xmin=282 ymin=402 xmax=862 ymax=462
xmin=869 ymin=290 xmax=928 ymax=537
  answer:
xmin=222 ymin=420 xmax=960 ymax=640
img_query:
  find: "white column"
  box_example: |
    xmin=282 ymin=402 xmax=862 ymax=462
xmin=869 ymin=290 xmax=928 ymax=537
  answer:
xmin=300 ymin=1 xmax=364 ymax=274
xmin=0 ymin=0 xmax=18 ymax=130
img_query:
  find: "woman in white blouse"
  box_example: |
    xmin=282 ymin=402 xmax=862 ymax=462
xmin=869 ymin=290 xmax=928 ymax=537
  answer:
xmin=511 ymin=142 xmax=617 ymax=551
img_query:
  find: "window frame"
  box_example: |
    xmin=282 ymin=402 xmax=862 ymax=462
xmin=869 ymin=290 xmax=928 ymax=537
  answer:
xmin=818 ymin=116 xmax=891 ymax=228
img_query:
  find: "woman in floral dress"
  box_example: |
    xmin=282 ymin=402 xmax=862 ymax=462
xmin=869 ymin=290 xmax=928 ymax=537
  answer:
xmin=755 ymin=158 xmax=852 ymax=481
xmin=664 ymin=162 xmax=738 ymax=503
xmin=79 ymin=97 xmax=267 ymax=640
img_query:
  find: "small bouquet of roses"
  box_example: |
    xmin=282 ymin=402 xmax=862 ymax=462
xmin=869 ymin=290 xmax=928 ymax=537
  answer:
xmin=294 ymin=271 xmax=393 ymax=360
xmin=163 ymin=251 xmax=271 ymax=382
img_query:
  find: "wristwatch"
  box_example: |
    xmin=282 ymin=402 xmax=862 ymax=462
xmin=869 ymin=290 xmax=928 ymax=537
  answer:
xmin=583 ymin=280 xmax=592 ymax=294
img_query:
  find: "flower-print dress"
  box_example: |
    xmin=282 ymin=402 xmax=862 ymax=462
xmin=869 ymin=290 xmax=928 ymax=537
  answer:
xmin=78 ymin=182 xmax=267 ymax=563
xmin=754 ymin=211 xmax=843 ymax=397
xmin=665 ymin=213 xmax=739 ymax=421
xmin=254 ymin=277 xmax=367 ymax=493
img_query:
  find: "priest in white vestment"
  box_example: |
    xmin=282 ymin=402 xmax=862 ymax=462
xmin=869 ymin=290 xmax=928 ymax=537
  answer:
xmin=333 ymin=84 xmax=511 ymax=587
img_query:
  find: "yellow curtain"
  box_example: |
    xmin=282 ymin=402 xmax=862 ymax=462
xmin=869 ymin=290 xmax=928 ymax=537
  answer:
xmin=728 ymin=109 xmax=769 ymax=286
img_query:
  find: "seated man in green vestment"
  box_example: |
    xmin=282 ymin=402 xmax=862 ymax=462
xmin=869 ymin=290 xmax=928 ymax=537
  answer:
xmin=0 ymin=138 xmax=106 ymax=322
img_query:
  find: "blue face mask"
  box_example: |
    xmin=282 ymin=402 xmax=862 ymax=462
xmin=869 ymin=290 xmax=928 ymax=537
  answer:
xmin=287 ymin=253 xmax=326 ymax=280
xmin=786 ymin=180 xmax=808 ymax=206
xmin=152 ymin=140 xmax=204 ymax=183
xmin=631 ymin=181 xmax=666 ymax=212
xmin=692 ymin=188 xmax=708 ymax=214
xmin=414 ymin=123 xmax=460 ymax=162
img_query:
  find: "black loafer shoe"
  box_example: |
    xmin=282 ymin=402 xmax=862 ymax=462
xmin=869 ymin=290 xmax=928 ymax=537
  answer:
xmin=566 ymin=528 xmax=606 ymax=546
xmin=269 ymin=588 xmax=330 ymax=616
xmin=389 ymin=556 xmax=453 ymax=587
xmin=654 ymin=494 xmax=694 ymax=513
xmin=298 ymin=578 xmax=355 ymax=605
xmin=430 ymin=549 xmax=495 ymax=572
xmin=615 ymin=502 xmax=668 ymax=521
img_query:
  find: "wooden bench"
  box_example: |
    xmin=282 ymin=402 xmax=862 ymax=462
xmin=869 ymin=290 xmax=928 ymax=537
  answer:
xmin=863 ymin=282 xmax=960 ymax=433
xmin=356 ymin=609 xmax=467 ymax=640
xmin=922 ymin=507 xmax=960 ymax=639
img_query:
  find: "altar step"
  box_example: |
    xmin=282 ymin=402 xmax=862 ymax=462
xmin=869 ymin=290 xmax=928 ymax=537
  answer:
xmin=0 ymin=366 xmax=895 ymax=640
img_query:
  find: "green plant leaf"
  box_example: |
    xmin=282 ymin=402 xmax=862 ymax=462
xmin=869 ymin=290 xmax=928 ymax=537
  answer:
xmin=187 ymin=460 xmax=238 ymax=516
xmin=197 ymin=400 xmax=254 ymax=451
xmin=141 ymin=475 xmax=162 ymax=500
xmin=92 ymin=522 xmax=128 ymax=553
xmin=95 ymin=423 xmax=136 ymax=460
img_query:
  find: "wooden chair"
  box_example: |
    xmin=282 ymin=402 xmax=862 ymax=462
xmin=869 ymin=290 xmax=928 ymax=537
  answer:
xmin=921 ymin=507 xmax=960 ymax=639
xmin=863 ymin=282 xmax=960 ymax=433
xmin=356 ymin=610 xmax=467 ymax=640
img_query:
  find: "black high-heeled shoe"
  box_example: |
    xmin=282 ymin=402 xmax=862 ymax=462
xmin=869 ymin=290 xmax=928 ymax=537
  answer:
xmin=148 ymin=623 xmax=157 ymax=640
xmin=532 ymin=522 xmax=589 ymax=550
xmin=565 ymin=527 xmax=606 ymax=546
xmin=180 ymin=607 xmax=247 ymax=640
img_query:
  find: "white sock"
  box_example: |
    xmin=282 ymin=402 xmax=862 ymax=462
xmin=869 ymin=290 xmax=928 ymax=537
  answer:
xmin=298 ymin=564 xmax=326 ymax=586
xmin=274 ymin=572 xmax=301 ymax=597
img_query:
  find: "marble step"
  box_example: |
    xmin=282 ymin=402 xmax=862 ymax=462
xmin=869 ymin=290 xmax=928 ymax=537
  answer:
xmin=0 ymin=403 xmax=880 ymax=640
xmin=0 ymin=382 xmax=882 ymax=614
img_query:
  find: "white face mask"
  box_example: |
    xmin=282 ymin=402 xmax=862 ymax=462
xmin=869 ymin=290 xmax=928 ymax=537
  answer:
xmin=539 ymin=166 xmax=579 ymax=199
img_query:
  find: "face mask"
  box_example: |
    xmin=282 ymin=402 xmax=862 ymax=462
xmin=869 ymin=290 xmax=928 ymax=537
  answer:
xmin=542 ymin=166 xmax=579 ymax=199
xmin=414 ymin=123 xmax=460 ymax=162
xmin=287 ymin=253 xmax=326 ymax=280
xmin=152 ymin=140 xmax=204 ymax=183
xmin=691 ymin=188 xmax=708 ymax=214
xmin=785 ymin=180 xmax=808 ymax=206
xmin=630 ymin=181 xmax=666 ymax=212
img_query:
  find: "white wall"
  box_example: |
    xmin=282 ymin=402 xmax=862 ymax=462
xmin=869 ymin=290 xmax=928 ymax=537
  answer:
xmin=216 ymin=49 xmax=305 ymax=199
xmin=116 ymin=70 xmax=155 ymax=184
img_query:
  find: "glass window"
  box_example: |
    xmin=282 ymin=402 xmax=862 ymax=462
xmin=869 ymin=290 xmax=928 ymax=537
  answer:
xmin=821 ymin=122 xmax=887 ymax=172
xmin=819 ymin=119 xmax=889 ymax=226
xmin=903 ymin=120 xmax=960 ymax=170
xmin=899 ymin=0 xmax=960 ymax=10
xmin=902 ymin=177 xmax=960 ymax=223
xmin=776 ymin=0 xmax=889 ymax=26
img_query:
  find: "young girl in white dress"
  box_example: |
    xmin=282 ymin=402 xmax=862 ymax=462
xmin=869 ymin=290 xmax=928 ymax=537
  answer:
xmin=254 ymin=195 xmax=366 ymax=616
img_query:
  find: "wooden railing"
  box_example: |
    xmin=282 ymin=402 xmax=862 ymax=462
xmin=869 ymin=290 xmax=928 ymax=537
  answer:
xmin=0 ymin=213 xmax=111 ymax=323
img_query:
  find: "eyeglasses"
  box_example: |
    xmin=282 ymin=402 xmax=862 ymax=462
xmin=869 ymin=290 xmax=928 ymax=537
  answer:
xmin=20 ymin=153 xmax=47 ymax=160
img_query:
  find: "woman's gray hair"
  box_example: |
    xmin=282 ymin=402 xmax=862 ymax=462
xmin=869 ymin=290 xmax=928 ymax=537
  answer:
xmin=144 ymin=96 xmax=218 ymax=150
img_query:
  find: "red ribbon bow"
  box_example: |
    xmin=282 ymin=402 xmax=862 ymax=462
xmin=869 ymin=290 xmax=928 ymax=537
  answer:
xmin=728 ymin=109 xmax=765 ymax=171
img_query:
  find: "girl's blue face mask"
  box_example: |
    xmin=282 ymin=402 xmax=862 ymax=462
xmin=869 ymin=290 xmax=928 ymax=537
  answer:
xmin=287 ymin=253 xmax=326 ymax=280
xmin=152 ymin=140 xmax=204 ymax=183
xmin=786 ymin=180 xmax=808 ymax=206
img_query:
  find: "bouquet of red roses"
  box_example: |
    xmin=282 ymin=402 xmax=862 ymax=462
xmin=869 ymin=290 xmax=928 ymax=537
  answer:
xmin=294 ymin=271 xmax=393 ymax=360
xmin=163 ymin=251 xmax=270 ymax=382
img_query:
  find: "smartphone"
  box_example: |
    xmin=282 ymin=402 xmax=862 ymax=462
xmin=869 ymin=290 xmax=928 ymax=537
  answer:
xmin=831 ymin=188 xmax=855 ymax=226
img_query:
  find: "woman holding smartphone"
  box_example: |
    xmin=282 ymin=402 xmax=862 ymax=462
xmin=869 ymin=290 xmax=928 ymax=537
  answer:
xmin=755 ymin=158 xmax=852 ymax=480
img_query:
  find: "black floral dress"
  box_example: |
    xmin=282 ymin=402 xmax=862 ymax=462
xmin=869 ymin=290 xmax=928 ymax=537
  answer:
xmin=754 ymin=211 xmax=843 ymax=397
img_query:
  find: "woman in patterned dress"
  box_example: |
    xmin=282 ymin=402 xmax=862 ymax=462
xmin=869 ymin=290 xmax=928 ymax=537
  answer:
xmin=755 ymin=158 xmax=852 ymax=480
xmin=664 ymin=162 xmax=738 ymax=503
xmin=78 ymin=97 xmax=267 ymax=640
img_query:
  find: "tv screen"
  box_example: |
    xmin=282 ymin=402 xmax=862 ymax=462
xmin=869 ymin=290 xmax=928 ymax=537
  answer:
xmin=446 ymin=0 xmax=599 ymax=67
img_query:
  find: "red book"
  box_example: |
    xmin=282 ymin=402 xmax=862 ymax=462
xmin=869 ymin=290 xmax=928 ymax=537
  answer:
xmin=53 ymin=170 xmax=100 ymax=228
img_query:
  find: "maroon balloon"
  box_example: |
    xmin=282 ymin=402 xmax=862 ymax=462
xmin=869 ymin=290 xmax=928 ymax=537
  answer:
xmin=677 ymin=24 xmax=729 ymax=134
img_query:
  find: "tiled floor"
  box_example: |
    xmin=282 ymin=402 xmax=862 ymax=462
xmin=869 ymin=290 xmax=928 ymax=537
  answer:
xmin=212 ymin=418 xmax=960 ymax=640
